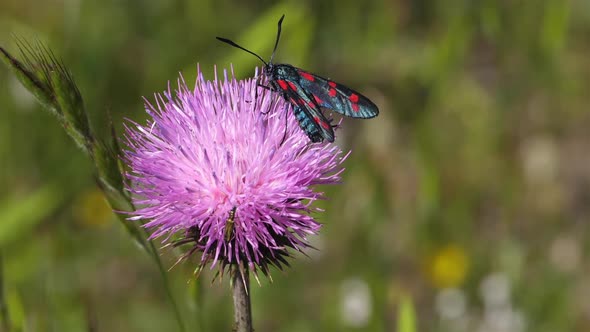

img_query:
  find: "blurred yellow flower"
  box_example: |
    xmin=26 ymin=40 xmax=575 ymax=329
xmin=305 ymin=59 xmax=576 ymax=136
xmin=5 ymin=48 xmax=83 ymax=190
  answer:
xmin=73 ymin=189 xmax=113 ymax=228
xmin=427 ymin=244 xmax=469 ymax=289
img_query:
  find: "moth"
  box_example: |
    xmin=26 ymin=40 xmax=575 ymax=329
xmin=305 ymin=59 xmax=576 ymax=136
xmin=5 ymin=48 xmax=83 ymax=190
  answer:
xmin=217 ymin=15 xmax=379 ymax=143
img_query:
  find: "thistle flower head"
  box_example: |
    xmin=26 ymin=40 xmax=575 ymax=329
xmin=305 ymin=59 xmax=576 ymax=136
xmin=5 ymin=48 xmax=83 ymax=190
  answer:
xmin=124 ymin=66 xmax=347 ymax=278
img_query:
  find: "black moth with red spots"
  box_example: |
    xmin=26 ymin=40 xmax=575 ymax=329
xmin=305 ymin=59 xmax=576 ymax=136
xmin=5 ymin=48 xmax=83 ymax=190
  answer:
xmin=217 ymin=15 xmax=379 ymax=143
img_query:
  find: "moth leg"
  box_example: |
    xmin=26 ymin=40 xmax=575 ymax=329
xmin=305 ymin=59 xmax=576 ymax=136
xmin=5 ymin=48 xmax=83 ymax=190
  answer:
xmin=246 ymin=82 xmax=269 ymax=104
xmin=330 ymin=118 xmax=340 ymax=129
xmin=323 ymin=111 xmax=339 ymax=129
xmin=258 ymin=84 xmax=279 ymax=115
xmin=256 ymin=83 xmax=272 ymax=100
xmin=279 ymin=107 xmax=289 ymax=146
xmin=257 ymin=84 xmax=273 ymax=91
xmin=255 ymin=84 xmax=276 ymax=113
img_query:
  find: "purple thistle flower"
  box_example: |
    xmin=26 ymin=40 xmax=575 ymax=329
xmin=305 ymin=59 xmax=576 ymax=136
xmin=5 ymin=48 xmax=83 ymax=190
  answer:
xmin=123 ymin=66 xmax=348 ymax=278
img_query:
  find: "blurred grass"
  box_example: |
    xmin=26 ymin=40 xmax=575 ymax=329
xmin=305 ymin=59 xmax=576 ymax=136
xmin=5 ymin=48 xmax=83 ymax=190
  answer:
xmin=2 ymin=0 xmax=590 ymax=331
xmin=0 ymin=183 xmax=64 ymax=247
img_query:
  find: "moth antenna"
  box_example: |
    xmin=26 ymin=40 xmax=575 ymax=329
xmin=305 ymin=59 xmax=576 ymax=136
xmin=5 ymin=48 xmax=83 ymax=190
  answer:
xmin=269 ymin=14 xmax=285 ymax=65
xmin=216 ymin=37 xmax=268 ymax=66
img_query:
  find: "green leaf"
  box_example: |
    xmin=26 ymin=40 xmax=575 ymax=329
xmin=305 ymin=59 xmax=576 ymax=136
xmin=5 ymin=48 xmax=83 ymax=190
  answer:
xmin=213 ymin=4 xmax=311 ymax=78
xmin=397 ymin=296 xmax=417 ymax=332
xmin=0 ymin=184 xmax=64 ymax=247
xmin=6 ymin=289 xmax=24 ymax=332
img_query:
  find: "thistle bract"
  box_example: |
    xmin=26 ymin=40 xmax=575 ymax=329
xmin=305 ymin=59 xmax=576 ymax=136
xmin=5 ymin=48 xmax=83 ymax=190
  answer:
xmin=124 ymin=66 xmax=347 ymax=278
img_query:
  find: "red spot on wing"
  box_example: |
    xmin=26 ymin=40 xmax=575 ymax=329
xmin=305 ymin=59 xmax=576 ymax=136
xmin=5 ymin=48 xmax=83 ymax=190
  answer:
xmin=352 ymin=103 xmax=360 ymax=112
xmin=314 ymin=116 xmax=331 ymax=129
xmin=313 ymin=95 xmax=323 ymax=105
xmin=288 ymin=81 xmax=298 ymax=91
xmin=307 ymin=100 xmax=315 ymax=107
xmin=328 ymin=81 xmax=337 ymax=88
xmin=329 ymin=88 xmax=337 ymax=97
xmin=299 ymin=71 xmax=315 ymax=82
xmin=277 ymin=80 xmax=288 ymax=90
xmin=349 ymin=93 xmax=359 ymax=103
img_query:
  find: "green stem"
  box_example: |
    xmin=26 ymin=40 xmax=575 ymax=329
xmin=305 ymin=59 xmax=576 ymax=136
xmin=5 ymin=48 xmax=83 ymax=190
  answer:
xmin=231 ymin=266 xmax=252 ymax=332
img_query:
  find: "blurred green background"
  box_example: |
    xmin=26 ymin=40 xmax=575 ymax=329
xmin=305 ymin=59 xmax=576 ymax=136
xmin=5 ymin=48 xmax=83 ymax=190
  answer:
xmin=1 ymin=0 xmax=590 ymax=331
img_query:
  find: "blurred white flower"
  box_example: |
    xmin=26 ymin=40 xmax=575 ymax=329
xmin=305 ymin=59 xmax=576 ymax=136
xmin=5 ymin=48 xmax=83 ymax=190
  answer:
xmin=480 ymin=273 xmax=511 ymax=309
xmin=436 ymin=288 xmax=467 ymax=320
xmin=340 ymin=277 xmax=372 ymax=327
xmin=521 ymin=136 xmax=558 ymax=185
xmin=478 ymin=272 xmax=527 ymax=332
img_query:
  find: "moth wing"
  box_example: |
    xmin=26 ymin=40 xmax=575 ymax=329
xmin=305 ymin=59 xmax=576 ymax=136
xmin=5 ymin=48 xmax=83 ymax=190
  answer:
xmin=295 ymin=68 xmax=379 ymax=119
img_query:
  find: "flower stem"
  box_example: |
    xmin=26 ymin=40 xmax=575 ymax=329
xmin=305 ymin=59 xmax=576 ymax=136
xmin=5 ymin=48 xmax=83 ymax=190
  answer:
xmin=231 ymin=266 xmax=252 ymax=332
